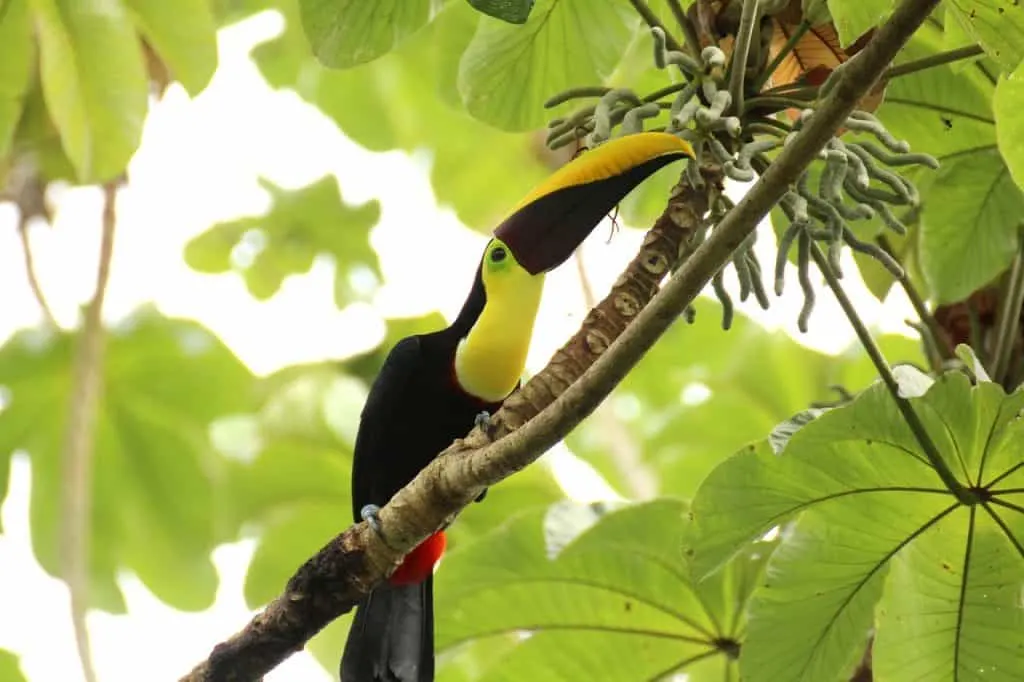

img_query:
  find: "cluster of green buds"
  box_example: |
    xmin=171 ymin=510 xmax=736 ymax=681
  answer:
xmin=772 ymin=108 xmax=939 ymax=330
xmin=542 ymin=20 xmax=937 ymax=332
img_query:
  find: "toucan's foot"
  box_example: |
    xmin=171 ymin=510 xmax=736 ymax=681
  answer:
xmin=474 ymin=411 xmax=492 ymax=429
xmin=475 ymin=487 xmax=489 ymax=503
xmin=360 ymin=504 xmax=384 ymax=537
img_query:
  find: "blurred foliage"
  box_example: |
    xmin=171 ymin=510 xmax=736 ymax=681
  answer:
xmin=568 ymin=297 xmax=925 ymax=500
xmin=184 ymin=176 xmax=382 ymax=305
xmin=0 ymin=649 xmax=26 ymax=682
xmin=1 ymin=0 xmax=1023 ymax=681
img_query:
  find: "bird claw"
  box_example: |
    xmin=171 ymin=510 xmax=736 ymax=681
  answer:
xmin=360 ymin=504 xmax=385 ymax=538
xmin=474 ymin=411 xmax=492 ymax=429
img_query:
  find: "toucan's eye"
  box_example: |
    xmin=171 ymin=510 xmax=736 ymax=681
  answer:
xmin=490 ymin=246 xmax=507 ymax=263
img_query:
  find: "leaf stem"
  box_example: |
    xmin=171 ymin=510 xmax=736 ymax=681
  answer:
xmin=62 ymin=181 xmax=120 ymax=682
xmin=728 ymin=0 xmax=760 ymax=115
xmin=667 ymin=0 xmax=702 ymax=56
xmin=990 ymin=239 xmax=1024 ymax=385
xmin=17 ymin=217 xmax=58 ymax=328
xmin=755 ymin=20 xmax=811 ymax=92
xmin=883 ymin=44 xmax=984 ymax=80
xmin=628 ymin=0 xmax=684 ymax=53
xmin=876 ymin=234 xmax=953 ymax=363
xmin=808 ymin=241 xmax=969 ymax=499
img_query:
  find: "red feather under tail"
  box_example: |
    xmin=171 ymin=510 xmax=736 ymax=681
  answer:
xmin=389 ymin=531 xmax=447 ymax=586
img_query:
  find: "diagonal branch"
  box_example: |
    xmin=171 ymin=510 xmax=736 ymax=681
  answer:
xmin=181 ymin=0 xmax=939 ymax=676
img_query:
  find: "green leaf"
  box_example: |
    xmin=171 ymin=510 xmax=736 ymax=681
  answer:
xmin=7 ymin=76 xmax=76 ymax=181
xmin=0 ymin=649 xmax=27 ymax=682
xmin=0 ymin=308 xmax=256 ymax=612
xmin=457 ymin=0 xmax=635 ymax=130
xmin=826 ymin=0 xmax=892 ymax=46
xmin=0 ymin=0 xmax=33 ymax=158
xmin=226 ymin=364 xmax=359 ymax=534
xmin=994 ymin=62 xmax=1024 ymax=191
xmin=249 ymin=0 xmax=554 ymax=230
xmin=689 ymin=372 xmax=1024 ymax=681
xmin=874 ymin=507 xmax=1024 ymax=681
xmin=878 ymin=22 xmax=996 ymax=162
xmin=920 ymin=149 xmax=1024 ymax=304
xmin=567 ymin=299 xmax=924 ymax=499
xmin=123 ymin=0 xmax=218 ymax=96
xmin=299 ymin=0 xmax=440 ymax=68
xmin=244 ymin=501 xmax=347 ymax=605
xmin=946 ymin=0 xmax=1024 ymax=72
xmin=467 ymin=0 xmax=535 ymax=24
xmin=436 ymin=500 xmax=750 ymax=680
xmin=183 ymin=176 xmax=382 ymax=306
xmin=942 ymin=8 xmax=986 ymax=73
xmin=29 ymin=0 xmax=148 ymax=181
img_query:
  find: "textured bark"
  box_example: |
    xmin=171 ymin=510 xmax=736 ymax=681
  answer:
xmin=181 ymin=0 xmax=939 ymax=672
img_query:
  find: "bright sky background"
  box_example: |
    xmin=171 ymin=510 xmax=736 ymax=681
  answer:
xmin=0 ymin=11 xmax=917 ymax=682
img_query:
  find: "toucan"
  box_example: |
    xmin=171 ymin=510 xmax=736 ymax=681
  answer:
xmin=340 ymin=132 xmax=694 ymax=682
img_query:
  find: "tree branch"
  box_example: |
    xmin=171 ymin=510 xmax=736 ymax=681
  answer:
xmin=182 ymin=0 xmax=939 ymax=675
xmin=61 ymin=181 xmax=120 ymax=682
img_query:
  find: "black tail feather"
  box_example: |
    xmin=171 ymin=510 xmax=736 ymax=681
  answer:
xmin=340 ymin=578 xmax=434 ymax=682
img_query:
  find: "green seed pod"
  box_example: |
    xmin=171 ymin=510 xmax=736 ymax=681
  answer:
xmin=712 ymin=270 xmax=734 ymax=330
xmin=621 ymin=103 xmax=662 ymax=134
xmin=797 ymin=231 xmax=816 ymax=333
xmin=841 ymin=227 xmax=904 ymax=278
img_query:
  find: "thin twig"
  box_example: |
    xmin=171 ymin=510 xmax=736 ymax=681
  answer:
xmin=883 ymin=44 xmax=984 ymax=79
xmin=667 ymin=0 xmax=701 ymax=56
xmin=756 ymin=20 xmax=811 ymax=91
xmin=728 ymin=0 xmax=761 ymax=115
xmin=628 ymin=0 xmax=684 ymax=53
xmin=808 ymin=242 xmax=968 ymax=498
xmin=16 ymin=218 xmax=58 ymax=328
xmin=876 ymin=234 xmax=953 ymax=363
xmin=61 ymin=181 xmax=120 ymax=682
xmin=990 ymin=239 xmax=1024 ymax=385
xmin=181 ymin=0 xmax=943 ymax=675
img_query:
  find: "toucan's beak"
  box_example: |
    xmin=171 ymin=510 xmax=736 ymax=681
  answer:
xmin=494 ymin=132 xmax=695 ymax=275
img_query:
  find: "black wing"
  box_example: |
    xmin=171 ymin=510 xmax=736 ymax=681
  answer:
xmin=349 ymin=336 xmax=426 ymax=520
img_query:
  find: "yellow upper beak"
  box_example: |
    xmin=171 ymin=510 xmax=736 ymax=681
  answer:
xmin=494 ymin=132 xmax=695 ymax=274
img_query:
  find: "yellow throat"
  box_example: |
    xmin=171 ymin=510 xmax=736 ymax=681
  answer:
xmin=454 ymin=240 xmax=545 ymax=402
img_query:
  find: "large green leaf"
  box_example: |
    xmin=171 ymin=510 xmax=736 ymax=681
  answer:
xmin=184 ymin=176 xmax=381 ymax=306
xmin=435 ymin=500 xmax=760 ymax=681
xmin=124 ymin=0 xmax=218 ymax=96
xmin=467 ymin=0 xmax=535 ymax=24
xmin=920 ymin=149 xmax=1024 ymax=303
xmin=457 ymin=0 xmax=635 ymax=130
xmin=946 ymin=0 xmax=1024 ymax=72
xmin=29 ymin=0 xmax=148 ymax=181
xmin=299 ymin=0 xmax=440 ymax=68
xmin=0 ymin=0 xmax=32 ymax=158
xmin=994 ymin=62 xmax=1024 ymax=191
xmin=826 ymin=0 xmax=892 ymax=46
xmin=874 ymin=21 xmax=1024 ymax=304
xmin=567 ymin=298 xmax=924 ymax=499
xmin=249 ymin=0 xmax=554 ymax=231
xmin=689 ymin=371 xmax=1024 ymax=682
xmin=0 ymin=308 xmax=256 ymax=612
xmin=874 ymin=507 xmax=1024 ymax=681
